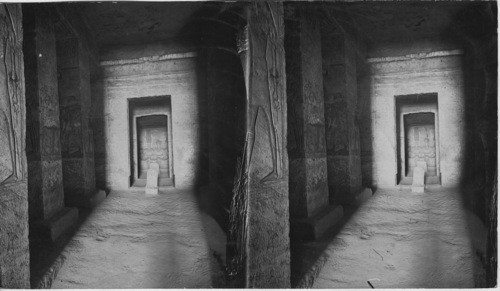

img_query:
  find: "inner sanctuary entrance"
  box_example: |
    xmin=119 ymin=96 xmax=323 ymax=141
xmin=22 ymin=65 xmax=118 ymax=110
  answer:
xmin=396 ymin=93 xmax=440 ymax=185
xmin=137 ymin=115 xmax=172 ymax=183
xmin=129 ymin=97 xmax=174 ymax=187
xmin=404 ymin=112 xmax=437 ymax=177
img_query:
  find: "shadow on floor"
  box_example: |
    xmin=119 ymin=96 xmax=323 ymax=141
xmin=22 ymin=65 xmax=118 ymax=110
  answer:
xmin=290 ymin=202 xmax=361 ymax=288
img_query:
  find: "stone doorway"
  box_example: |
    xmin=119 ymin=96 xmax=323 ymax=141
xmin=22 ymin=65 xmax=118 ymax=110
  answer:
xmin=395 ymin=93 xmax=440 ymax=185
xmin=129 ymin=97 xmax=174 ymax=187
xmin=404 ymin=113 xmax=437 ymax=177
xmin=137 ymin=115 xmax=173 ymax=184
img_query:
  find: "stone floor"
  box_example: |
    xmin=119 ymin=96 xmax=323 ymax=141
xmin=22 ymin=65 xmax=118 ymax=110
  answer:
xmin=310 ymin=187 xmax=486 ymax=288
xmin=51 ymin=188 xmax=226 ymax=288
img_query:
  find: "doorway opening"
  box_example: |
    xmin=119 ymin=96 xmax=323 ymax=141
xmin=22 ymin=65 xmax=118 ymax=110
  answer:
xmin=396 ymin=93 xmax=440 ymax=185
xmin=129 ymin=96 xmax=174 ymax=187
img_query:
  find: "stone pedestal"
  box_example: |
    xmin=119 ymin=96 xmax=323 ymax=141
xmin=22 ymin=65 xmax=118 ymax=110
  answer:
xmin=228 ymin=3 xmax=290 ymax=287
xmin=412 ymin=167 xmax=425 ymax=193
xmin=56 ymin=36 xmax=101 ymax=208
xmin=321 ymin=22 xmax=372 ymax=206
xmin=145 ymin=163 xmax=159 ymax=195
xmin=24 ymin=6 xmax=78 ymax=242
xmin=285 ymin=8 xmax=343 ymax=240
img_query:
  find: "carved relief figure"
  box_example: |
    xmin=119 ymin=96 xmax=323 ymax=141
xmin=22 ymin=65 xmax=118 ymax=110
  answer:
xmin=0 ymin=6 xmax=23 ymax=183
xmin=238 ymin=2 xmax=285 ymax=183
xmin=0 ymin=109 xmax=14 ymax=183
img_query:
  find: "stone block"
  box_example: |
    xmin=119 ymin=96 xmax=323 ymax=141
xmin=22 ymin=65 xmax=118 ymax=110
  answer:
xmin=87 ymin=189 xmax=107 ymax=208
xmin=417 ymin=161 xmax=428 ymax=173
xmin=145 ymin=163 xmax=159 ymax=195
xmin=37 ymin=207 xmax=79 ymax=242
xmin=291 ymin=204 xmax=344 ymax=240
xmin=412 ymin=166 xmax=425 ymax=193
xmin=336 ymin=187 xmax=373 ymax=206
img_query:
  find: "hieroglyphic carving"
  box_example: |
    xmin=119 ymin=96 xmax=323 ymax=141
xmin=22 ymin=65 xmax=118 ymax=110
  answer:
xmin=41 ymin=127 xmax=61 ymax=157
xmin=0 ymin=4 xmax=24 ymax=184
xmin=325 ymin=102 xmax=348 ymax=155
xmin=59 ymin=95 xmax=82 ymax=157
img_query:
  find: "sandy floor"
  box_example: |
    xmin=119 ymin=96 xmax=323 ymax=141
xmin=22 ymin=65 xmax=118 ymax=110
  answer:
xmin=52 ymin=188 xmax=226 ymax=288
xmin=313 ymin=187 xmax=485 ymax=288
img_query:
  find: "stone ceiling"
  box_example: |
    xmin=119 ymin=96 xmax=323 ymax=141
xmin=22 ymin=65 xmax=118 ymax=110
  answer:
xmin=74 ymin=1 xmax=484 ymax=49
xmin=74 ymin=2 xmax=205 ymax=46
xmin=322 ymin=1 xmax=473 ymax=43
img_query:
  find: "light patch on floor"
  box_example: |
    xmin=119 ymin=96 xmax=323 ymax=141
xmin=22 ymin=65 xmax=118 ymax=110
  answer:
xmin=52 ymin=189 xmax=226 ymax=288
xmin=313 ymin=188 xmax=484 ymax=288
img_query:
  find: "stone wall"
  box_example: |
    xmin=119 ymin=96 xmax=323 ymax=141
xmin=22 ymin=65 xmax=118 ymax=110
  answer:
xmin=95 ymin=47 xmax=201 ymax=189
xmin=0 ymin=4 xmax=30 ymax=287
xmin=362 ymin=49 xmax=465 ymax=188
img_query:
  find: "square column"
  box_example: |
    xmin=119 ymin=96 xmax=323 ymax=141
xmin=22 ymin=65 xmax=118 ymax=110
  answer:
xmin=321 ymin=24 xmax=372 ymax=205
xmin=285 ymin=8 xmax=343 ymax=240
xmin=24 ymin=7 xmax=78 ymax=241
xmin=57 ymin=37 xmax=104 ymax=208
xmin=228 ymin=2 xmax=290 ymax=288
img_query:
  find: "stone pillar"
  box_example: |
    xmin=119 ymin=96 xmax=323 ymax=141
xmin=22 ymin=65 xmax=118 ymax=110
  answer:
xmin=0 ymin=4 xmax=30 ymax=287
xmin=228 ymin=2 xmax=290 ymax=288
xmin=321 ymin=24 xmax=372 ymax=206
xmin=24 ymin=6 xmax=78 ymax=242
xmin=57 ymin=36 xmax=104 ymax=208
xmin=285 ymin=8 xmax=343 ymax=240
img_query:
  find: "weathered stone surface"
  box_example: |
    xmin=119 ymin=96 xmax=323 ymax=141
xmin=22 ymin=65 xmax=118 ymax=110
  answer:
xmin=0 ymin=4 xmax=30 ymax=287
xmin=57 ymin=34 xmax=98 ymax=207
xmin=228 ymin=3 xmax=290 ymax=287
xmin=23 ymin=5 xmax=79 ymax=246
xmin=36 ymin=207 xmax=79 ymax=241
xmin=52 ymin=189 xmax=225 ymax=288
xmin=290 ymin=204 xmax=344 ymax=240
xmin=365 ymin=51 xmax=465 ymax=187
xmin=129 ymin=100 xmax=174 ymax=187
xmin=145 ymin=163 xmax=159 ymax=195
xmin=97 ymin=52 xmax=200 ymax=190
xmin=24 ymin=6 xmax=66 ymax=221
xmin=313 ymin=188 xmax=477 ymax=288
xmin=321 ymin=21 xmax=366 ymax=205
xmin=284 ymin=7 xmax=340 ymax=242
xmin=412 ymin=166 xmax=425 ymax=193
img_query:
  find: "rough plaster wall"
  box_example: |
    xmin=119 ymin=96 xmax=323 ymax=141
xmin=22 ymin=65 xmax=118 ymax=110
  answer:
xmin=367 ymin=51 xmax=465 ymax=187
xmin=98 ymin=52 xmax=200 ymax=189
xmin=0 ymin=4 xmax=30 ymax=287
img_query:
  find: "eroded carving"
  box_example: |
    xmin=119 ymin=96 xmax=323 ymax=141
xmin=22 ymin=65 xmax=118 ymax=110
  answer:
xmin=239 ymin=2 xmax=286 ymax=183
xmin=0 ymin=109 xmax=14 ymax=182
xmin=59 ymin=95 xmax=82 ymax=157
xmin=0 ymin=4 xmax=24 ymax=184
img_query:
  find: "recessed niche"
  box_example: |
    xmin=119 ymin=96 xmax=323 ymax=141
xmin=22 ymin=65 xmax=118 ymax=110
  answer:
xmin=128 ymin=96 xmax=174 ymax=187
